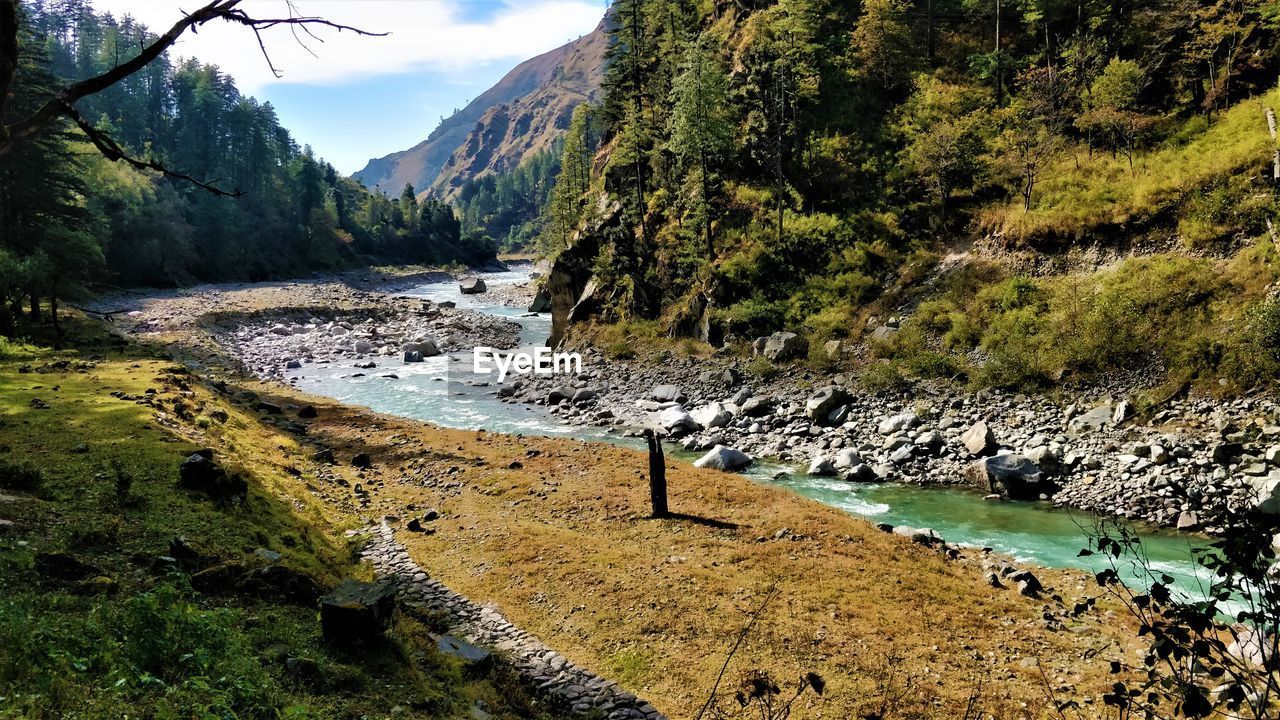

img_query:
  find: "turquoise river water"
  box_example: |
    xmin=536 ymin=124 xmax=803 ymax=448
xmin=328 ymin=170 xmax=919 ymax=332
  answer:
xmin=295 ymin=269 xmax=1218 ymax=598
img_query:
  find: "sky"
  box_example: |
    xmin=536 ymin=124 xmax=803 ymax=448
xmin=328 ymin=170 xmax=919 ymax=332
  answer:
xmin=88 ymin=1 xmax=609 ymax=173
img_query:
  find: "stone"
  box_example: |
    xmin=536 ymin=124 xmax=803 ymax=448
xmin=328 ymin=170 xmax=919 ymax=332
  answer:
xmin=354 ymin=340 xmax=374 ymax=354
xmin=528 ymin=290 xmax=552 ymax=313
xmin=1213 ymin=442 xmax=1245 ymax=465
xmin=878 ymin=412 xmax=918 ymax=436
xmin=870 ymin=325 xmax=899 ymax=343
xmin=320 ymin=578 xmax=399 ymax=647
xmin=178 ymin=452 xmax=247 ymax=498
xmin=547 ymin=387 xmax=575 ymax=404
xmin=892 ymin=526 xmax=940 ymax=545
xmin=351 ymin=452 xmax=373 ymax=469
xmin=915 ymin=431 xmax=945 ymax=455
xmin=1010 ymin=569 xmax=1043 ymax=597
xmin=1251 ymin=474 xmax=1280 ymax=514
xmin=658 ymin=406 xmax=698 ymax=434
xmin=285 ymin=359 xmax=302 ymax=370
xmin=964 ymin=455 xmax=1048 ymax=501
xmin=297 ymin=405 xmax=318 ymax=419
xmin=1068 ymin=405 xmax=1114 ymax=432
xmin=823 ymin=339 xmax=843 ymax=360
xmin=845 ymin=464 xmax=880 ymax=482
xmin=740 ymin=396 xmax=774 ymax=417
xmin=832 ymin=448 xmax=862 ymax=470
xmin=1176 ymin=511 xmax=1201 ymax=531
xmin=403 ymin=351 xmax=424 ymax=363
xmin=805 ymin=386 xmax=850 ymax=425
xmin=238 ymin=564 xmax=325 ymax=605
xmin=650 ymin=384 xmax=684 ymax=403
xmin=312 ymin=448 xmax=335 ymax=464
xmin=693 ymin=445 xmax=752 ymax=471
xmin=807 ymin=455 xmax=837 ymax=476
xmin=572 ymin=388 xmax=597 ymax=403
xmin=762 ymin=331 xmax=806 ymax=361
xmin=459 ymin=277 xmax=487 ymax=294
xmin=961 ymin=421 xmax=998 ymax=456
xmin=1112 ymin=400 xmax=1134 ymax=425
xmin=691 ymin=402 xmax=733 ymax=429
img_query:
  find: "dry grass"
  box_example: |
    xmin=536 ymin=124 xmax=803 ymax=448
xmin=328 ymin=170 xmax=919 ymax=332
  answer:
xmin=227 ymin=381 xmax=1144 ymax=720
xmin=986 ymin=89 xmax=1279 ymax=242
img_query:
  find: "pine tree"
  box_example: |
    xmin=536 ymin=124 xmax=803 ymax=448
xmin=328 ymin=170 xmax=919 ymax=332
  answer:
xmin=667 ymin=39 xmax=734 ymax=260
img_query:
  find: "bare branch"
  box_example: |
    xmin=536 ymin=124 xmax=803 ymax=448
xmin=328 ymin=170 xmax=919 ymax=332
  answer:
xmin=1 ymin=0 xmax=386 ymax=159
xmin=63 ymin=102 xmax=242 ymax=197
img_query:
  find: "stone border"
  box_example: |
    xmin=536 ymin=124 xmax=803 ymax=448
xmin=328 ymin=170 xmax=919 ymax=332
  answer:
xmin=361 ymin=524 xmax=668 ymax=720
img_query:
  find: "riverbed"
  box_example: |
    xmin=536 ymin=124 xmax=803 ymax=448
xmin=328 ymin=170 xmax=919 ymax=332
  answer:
xmin=281 ymin=267 xmax=1221 ymax=598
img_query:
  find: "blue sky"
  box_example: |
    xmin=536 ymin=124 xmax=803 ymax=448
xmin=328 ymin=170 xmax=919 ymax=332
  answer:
xmin=90 ymin=1 xmax=609 ymax=173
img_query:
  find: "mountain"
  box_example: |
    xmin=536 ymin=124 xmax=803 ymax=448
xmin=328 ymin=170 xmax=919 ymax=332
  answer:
xmin=353 ymin=17 xmax=607 ymax=198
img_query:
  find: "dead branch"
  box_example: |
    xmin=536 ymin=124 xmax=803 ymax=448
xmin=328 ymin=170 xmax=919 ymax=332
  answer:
xmin=0 ymin=0 xmax=386 ymax=191
xmin=62 ymin=101 xmax=242 ymax=197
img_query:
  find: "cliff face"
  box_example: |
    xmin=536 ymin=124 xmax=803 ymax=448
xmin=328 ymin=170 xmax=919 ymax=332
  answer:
xmin=353 ymin=17 xmax=607 ymax=198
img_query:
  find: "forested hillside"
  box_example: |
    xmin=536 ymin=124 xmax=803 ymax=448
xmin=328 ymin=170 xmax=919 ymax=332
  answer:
xmin=0 ymin=0 xmax=491 ymax=338
xmin=538 ymin=0 xmax=1280 ymax=393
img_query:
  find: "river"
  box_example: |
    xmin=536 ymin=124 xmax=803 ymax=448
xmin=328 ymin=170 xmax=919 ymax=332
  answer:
xmin=296 ymin=267 xmax=1217 ymax=598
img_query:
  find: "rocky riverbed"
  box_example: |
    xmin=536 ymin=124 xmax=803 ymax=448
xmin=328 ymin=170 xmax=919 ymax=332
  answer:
xmin=501 ymin=337 xmax=1280 ymax=536
xmin=89 ymin=270 xmax=522 ymax=381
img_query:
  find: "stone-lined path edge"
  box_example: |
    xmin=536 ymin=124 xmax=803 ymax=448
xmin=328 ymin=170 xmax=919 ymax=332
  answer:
xmin=361 ymin=524 xmax=669 ymax=720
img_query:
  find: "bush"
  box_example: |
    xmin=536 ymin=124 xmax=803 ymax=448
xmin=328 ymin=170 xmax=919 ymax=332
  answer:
xmin=859 ymin=362 xmax=909 ymax=393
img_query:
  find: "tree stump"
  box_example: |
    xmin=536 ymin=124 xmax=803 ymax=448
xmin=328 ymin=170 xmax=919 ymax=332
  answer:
xmin=644 ymin=428 xmax=669 ymax=518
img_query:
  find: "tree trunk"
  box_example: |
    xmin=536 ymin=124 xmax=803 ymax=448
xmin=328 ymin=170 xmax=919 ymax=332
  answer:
xmin=0 ymin=297 xmax=12 ymax=337
xmin=28 ymin=291 xmax=39 ymax=322
xmin=700 ymin=152 xmax=713 ymax=260
xmin=644 ymin=429 xmax=669 ymax=518
xmin=50 ymin=286 xmax=61 ymax=350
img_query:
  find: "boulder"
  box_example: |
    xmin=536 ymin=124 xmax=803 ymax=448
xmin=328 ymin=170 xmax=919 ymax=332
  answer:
xmin=403 ymin=351 xmax=424 ymax=363
xmin=351 ymin=453 xmax=373 ymax=470
xmin=1112 ymin=400 xmax=1134 ymax=425
xmin=547 ymin=387 xmax=574 ymax=403
xmin=320 ymin=578 xmax=399 ymax=647
xmin=1176 ymin=511 xmax=1201 ymax=531
xmin=823 ymin=339 xmax=843 ymax=360
xmin=832 ymin=448 xmax=862 ymax=470
xmin=807 ymin=455 xmax=837 ymax=476
xmin=35 ymin=552 xmax=100 ymax=582
xmin=1068 ymin=405 xmax=1113 ymax=432
xmin=178 ymin=452 xmax=247 ymax=498
xmin=805 ymin=386 xmax=850 ymax=425
xmin=691 ymin=402 xmax=733 ymax=429
xmin=354 ymin=340 xmax=373 ymax=354
xmin=297 ymin=405 xmax=318 ymax=419
xmin=964 ymin=455 xmax=1048 ymax=500
xmin=740 ymin=396 xmax=774 ymax=417
xmin=528 ymin=289 xmax=552 ymax=313
xmin=459 ymin=277 xmax=487 ymax=294
xmin=285 ymin=359 xmax=302 ymax=370
xmin=916 ymin=431 xmax=945 ymax=455
xmin=650 ymin=384 xmax=684 ymax=403
xmin=845 ymin=463 xmax=880 ymax=483
xmin=658 ymin=406 xmax=699 ymax=433
xmin=1213 ymin=442 xmax=1245 ymax=466
xmin=693 ymin=445 xmax=753 ymax=471
xmin=870 ymin=325 xmax=899 ymax=343
xmin=961 ymin=421 xmax=997 ymax=456
xmin=762 ymin=331 xmax=807 ymax=361
xmin=571 ymin=388 xmax=597 ymax=403
xmin=892 ymin=526 xmax=941 ymax=545
xmin=1251 ymin=474 xmax=1280 ymax=514
xmin=877 ymin=412 xmax=918 ymax=436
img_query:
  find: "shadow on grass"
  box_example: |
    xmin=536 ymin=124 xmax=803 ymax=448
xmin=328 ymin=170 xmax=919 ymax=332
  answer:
xmin=651 ymin=512 xmax=739 ymax=531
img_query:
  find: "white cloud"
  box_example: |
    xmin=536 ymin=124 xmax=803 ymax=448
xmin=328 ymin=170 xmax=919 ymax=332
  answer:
xmin=88 ymin=0 xmax=605 ymax=92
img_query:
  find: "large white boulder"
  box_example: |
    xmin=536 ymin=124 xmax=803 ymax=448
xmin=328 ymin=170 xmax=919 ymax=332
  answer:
xmin=694 ymin=445 xmax=753 ymax=471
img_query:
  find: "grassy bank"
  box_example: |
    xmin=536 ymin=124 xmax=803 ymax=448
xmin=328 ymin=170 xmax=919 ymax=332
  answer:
xmin=0 ymin=323 xmax=549 ymax=719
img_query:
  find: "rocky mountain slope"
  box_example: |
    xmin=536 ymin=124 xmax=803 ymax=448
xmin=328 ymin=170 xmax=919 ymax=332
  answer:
xmin=353 ymin=18 xmax=606 ymax=198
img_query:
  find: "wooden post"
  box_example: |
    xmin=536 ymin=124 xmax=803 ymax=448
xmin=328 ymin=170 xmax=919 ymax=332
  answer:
xmin=1266 ymin=107 xmax=1277 ymax=139
xmin=644 ymin=428 xmax=669 ymax=518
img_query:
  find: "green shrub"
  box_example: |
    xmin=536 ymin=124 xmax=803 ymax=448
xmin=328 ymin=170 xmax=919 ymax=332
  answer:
xmin=860 ymin=362 xmax=909 ymax=392
xmin=745 ymin=355 xmax=780 ymax=380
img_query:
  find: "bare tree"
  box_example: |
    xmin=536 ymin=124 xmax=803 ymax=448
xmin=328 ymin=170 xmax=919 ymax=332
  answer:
xmin=0 ymin=0 xmax=384 ymax=194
